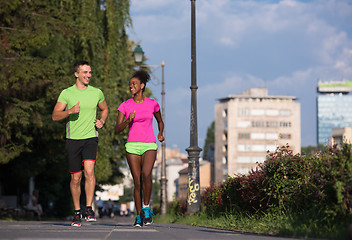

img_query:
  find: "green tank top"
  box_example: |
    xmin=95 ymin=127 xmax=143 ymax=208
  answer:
xmin=57 ymin=85 xmax=105 ymax=139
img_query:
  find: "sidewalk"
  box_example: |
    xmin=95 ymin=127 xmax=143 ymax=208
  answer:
xmin=0 ymin=215 xmax=302 ymax=240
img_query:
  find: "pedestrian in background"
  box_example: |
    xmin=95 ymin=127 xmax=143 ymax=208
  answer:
xmin=115 ymin=69 xmax=164 ymax=227
xmin=26 ymin=189 xmax=43 ymax=220
xmin=52 ymin=61 xmax=109 ymax=227
xmin=97 ymin=197 xmax=104 ymax=218
xmin=106 ymin=199 xmax=114 ymax=218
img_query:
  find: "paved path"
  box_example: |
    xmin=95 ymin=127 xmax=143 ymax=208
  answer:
xmin=0 ymin=216 xmax=303 ymax=240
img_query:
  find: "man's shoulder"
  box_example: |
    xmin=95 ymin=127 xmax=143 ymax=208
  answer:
xmin=88 ymin=85 xmax=103 ymax=93
xmin=61 ymin=85 xmax=76 ymax=93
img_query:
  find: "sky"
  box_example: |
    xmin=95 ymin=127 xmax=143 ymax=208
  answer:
xmin=126 ymin=0 xmax=352 ymax=154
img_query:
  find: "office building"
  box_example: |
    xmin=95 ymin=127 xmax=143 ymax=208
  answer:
xmin=214 ymin=88 xmax=301 ymax=183
xmin=317 ymin=80 xmax=352 ymax=145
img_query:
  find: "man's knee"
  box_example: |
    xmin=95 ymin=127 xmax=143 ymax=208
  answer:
xmin=71 ymin=173 xmax=82 ymax=185
xmin=84 ymin=161 xmax=95 ymax=177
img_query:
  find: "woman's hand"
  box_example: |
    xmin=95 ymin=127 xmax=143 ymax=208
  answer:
xmin=158 ymin=133 xmax=165 ymax=142
xmin=128 ymin=111 xmax=136 ymax=122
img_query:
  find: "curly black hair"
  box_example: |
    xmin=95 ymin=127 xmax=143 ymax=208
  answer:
xmin=131 ymin=70 xmax=151 ymax=92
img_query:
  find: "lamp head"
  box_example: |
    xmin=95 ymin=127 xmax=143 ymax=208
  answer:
xmin=133 ymin=45 xmax=144 ymax=64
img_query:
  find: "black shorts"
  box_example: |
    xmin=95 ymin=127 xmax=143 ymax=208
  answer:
xmin=66 ymin=137 xmax=98 ymax=173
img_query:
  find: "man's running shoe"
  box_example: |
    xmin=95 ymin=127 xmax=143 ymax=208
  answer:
xmin=133 ymin=215 xmax=143 ymax=227
xmin=142 ymin=206 xmax=154 ymax=225
xmin=71 ymin=211 xmax=81 ymax=227
xmin=85 ymin=207 xmax=96 ymax=222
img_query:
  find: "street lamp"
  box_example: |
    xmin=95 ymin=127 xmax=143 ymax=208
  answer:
xmin=133 ymin=45 xmax=144 ymax=63
xmin=133 ymin=45 xmax=167 ymax=215
xmin=186 ymin=0 xmax=202 ymax=214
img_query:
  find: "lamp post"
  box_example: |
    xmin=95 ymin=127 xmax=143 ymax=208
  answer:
xmin=133 ymin=45 xmax=167 ymax=215
xmin=186 ymin=0 xmax=202 ymax=214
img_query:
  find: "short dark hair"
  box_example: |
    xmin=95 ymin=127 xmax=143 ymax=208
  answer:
xmin=131 ymin=70 xmax=150 ymax=92
xmin=74 ymin=61 xmax=90 ymax=73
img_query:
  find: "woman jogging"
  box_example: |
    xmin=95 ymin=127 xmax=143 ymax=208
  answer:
xmin=115 ymin=69 xmax=164 ymax=227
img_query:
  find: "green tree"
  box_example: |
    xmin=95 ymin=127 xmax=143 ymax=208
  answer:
xmin=203 ymin=121 xmax=214 ymax=160
xmin=0 ymin=0 xmax=136 ymax=216
xmin=301 ymin=144 xmax=325 ymax=156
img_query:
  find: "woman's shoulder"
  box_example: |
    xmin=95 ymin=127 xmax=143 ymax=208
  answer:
xmin=120 ymin=98 xmax=134 ymax=105
xmin=145 ymin=97 xmax=158 ymax=104
xmin=118 ymin=98 xmax=133 ymax=109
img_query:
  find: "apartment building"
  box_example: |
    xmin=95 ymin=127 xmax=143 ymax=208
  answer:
xmin=214 ymin=88 xmax=301 ymax=183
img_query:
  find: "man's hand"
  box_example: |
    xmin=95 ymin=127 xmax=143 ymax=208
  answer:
xmin=95 ymin=119 xmax=105 ymax=129
xmin=69 ymin=102 xmax=80 ymax=115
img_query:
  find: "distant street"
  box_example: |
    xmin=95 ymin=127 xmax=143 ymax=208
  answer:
xmin=0 ymin=216 xmax=304 ymax=240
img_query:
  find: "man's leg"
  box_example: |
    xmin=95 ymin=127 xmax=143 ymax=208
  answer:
xmin=84 ymin=161 xmax=96 ymax=207
xmin=70 ymin=172 xmax=82 ymax=211
xmin=84 ymin=160 xmax=97 ymax=222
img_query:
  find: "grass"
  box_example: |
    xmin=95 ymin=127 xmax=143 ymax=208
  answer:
xmin=154 ymin=210 xmax=352 ymax=240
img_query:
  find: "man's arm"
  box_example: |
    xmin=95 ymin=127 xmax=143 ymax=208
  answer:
xmin=95 ymin=100 xmax=108 ymax=129
xmin=52 ymin=101 xmax=80 ymax=121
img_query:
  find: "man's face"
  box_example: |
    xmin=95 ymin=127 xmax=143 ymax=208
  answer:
xmin=75 ymin=64 xmax=91 ymax=86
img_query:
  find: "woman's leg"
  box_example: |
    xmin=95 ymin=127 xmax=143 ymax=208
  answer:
xmin=141 ymin=150 xmax=157 ymax=206
xmin=126 ymin=153 xmax=143 ymax=215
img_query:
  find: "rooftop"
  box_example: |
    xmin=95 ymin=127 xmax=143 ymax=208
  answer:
xmin=218 ymin=88 xmax=297 ymax=102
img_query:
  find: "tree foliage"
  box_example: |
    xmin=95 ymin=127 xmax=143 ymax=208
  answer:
xmin=202 ymin=121 xmax=214 ymax=160
xmin=0 ymin=0 xmax=136 ymax=215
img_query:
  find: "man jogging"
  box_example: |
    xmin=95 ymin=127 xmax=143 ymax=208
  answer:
xmin=52 ymin=61 xmax=108 ymax=227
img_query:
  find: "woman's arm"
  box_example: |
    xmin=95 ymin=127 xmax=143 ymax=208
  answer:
xmin=154 ymin=111 xmax=165 ymax=142
xmin=115 ymin=110 xmax=135 ymax=134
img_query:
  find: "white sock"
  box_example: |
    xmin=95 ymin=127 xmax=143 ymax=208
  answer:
xmin=143 ymin=204 xmax=150 ymax=209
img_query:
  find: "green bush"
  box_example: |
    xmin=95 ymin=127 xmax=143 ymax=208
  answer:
xmin=201 ymin=143 xmax=352 ymax=221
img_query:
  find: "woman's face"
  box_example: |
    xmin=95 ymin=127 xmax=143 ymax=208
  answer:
xmin=129 ymin=77 xmax=145 ymax=95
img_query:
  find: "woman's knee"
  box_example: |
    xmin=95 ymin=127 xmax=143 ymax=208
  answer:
xmin=133 ymin=177 xmax=141 ymax=189
xmin=142 ymin=171 xmax=152 ymax=182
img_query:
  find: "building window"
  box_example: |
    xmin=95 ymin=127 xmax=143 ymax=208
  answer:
xmin=266 ymin=121 xmax=278 ymax=128
xmin=223 ymin=109 xmax=228 ymax=117
xmin=266 ymin=145 xmax=278 ymax=152
xmin=280 ymin=121 xmax=291 ymax=127
xmin=280 ymin=109 xmax=291 ymax=116
xmin=238 ymin=145 xmax=251 ymax=152
xmin=266 ymin=109 xmax=279 ymax=116
xmin=251 ymin=109 xmax=265 ymax=116
xmin=251 ymin=133 xmax=265 ymax=139
xmin=237 ymin=156 xmax=251 ymax=163
xmin=252 ymin=156 xmax=266 ymax=163
xmin=238 ymin=133 xmax=250 ymax=139
xmin=222 ymin=145 xmax=228 ymax=153
xmin=266 ymin=133 xmax=279 ymax=140
xmin=252 ymin=121 xmax=265 ymax=127
xmin=238 ymin=108 xmax=249 ymax=116
xmin=222 ymin=133 xmax=228 ymax=141
xmin=252 ymin=145 xmax=266 ymax=152
xmin=222 ymin=156 xmax=228 ymax=164
xmin=237 ymin=168 xmax=251 ymax=174
xmin=279 ymin=133 xmax=291 ymax=139
xmin=237 ymin=121 xmax=251 ymax=128
xmin=223 ymin=167 xmax=228 ymax=176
